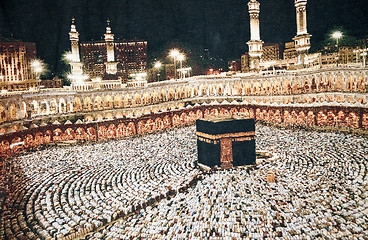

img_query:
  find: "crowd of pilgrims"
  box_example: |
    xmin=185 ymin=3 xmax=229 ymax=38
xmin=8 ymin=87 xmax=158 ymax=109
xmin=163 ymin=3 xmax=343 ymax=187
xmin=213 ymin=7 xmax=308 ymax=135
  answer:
xmin=1 ymin=124 xmax=368 ymax=239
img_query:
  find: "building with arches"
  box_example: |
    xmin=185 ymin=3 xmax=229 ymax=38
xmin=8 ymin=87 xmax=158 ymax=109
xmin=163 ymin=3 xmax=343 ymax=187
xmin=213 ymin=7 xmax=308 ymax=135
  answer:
xmin=67 ymin=18 xmax=147 ymax=91
xmin=0 ymin=66 xmax=367 ymax=159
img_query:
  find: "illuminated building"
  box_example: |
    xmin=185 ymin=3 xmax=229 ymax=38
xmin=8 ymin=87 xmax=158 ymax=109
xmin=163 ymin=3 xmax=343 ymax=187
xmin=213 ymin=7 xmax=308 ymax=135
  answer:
xmin=228 ymin=60 xmax=241 ymax=72
xmin=339 ymin=46 xmax=360 ymax=64
xmin=0 ymin=41 xmax=39 ymax=91
xmin=283 ymin=41 xmax=298 ymax=60
xmin=354 ymin=48 xmax=368 ymax=68
xmin=79 ymin=34 xmax=147 ymax=83
xmin=40 ymin=77 xmax=63 ymax=89
xmin=241 ymin=53 xmax=250 ymax=73
xmin=242 ymin=0 xmax=362 ymax=72
xmin=244 ymin=0 xmax=309 ymax=70
xmin=0 ymin=1 xmax=368 ymax=239
xmin=69 ymin=19 xmax=147 ymax=90
xmin=80 ymin=40 xmax=147 ymax=84
xmin=261 ymin=43 xmax=284 ymax=61
xmin=321 ymin=53 xmax=337 ymax=66
xmin=320 ymin=46 xmax=360 ymax=67
xmin=0 ymin=67 xmax=367 ymax=136
xmin=78 ymin=42 xmax=105 ymax=78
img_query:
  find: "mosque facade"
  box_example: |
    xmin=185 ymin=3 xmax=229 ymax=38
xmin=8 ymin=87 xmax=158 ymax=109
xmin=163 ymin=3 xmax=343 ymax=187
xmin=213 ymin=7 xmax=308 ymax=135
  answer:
xmin=68 ymin=19 xmax=147 ymax=91
xmin=0 ymin=66 xmax=367 ymax=159
xmin=1 ymin=2 xmax=368 ymax=240
xmin=0 ymin=0 xmax=367 ymax=159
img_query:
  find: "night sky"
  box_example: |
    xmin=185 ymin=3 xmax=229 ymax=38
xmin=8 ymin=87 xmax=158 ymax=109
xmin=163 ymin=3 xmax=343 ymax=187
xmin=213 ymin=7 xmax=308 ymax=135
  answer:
xmin=1 ymin=0 xmax=367 ymax=75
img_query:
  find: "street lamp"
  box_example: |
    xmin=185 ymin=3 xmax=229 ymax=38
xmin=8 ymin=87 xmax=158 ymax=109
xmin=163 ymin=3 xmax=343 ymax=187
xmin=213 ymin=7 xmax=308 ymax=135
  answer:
xmin=170 ymin=49 xmax=180 ymax=79
xmin=31 ymin=59 xmax=44 ymax=79
xmin=332 ymin=31 xmax=343 ymax=67
xmin=154 ymin=61 xmax=162 ymax=81
xmin=181 ymin=67 xmax=192 ymax=78
xmin=361 ymin=51 xmax=367 ymax=68
xmin=177 ymin=54 xmax=185 ymax=79
xmin=154 ymin=61 xmax=162 ymax=69
xmin=64 ymin=52 xmax=75 ymax=62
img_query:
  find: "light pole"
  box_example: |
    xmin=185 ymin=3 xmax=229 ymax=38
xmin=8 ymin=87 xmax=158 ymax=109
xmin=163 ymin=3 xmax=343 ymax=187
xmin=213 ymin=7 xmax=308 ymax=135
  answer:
xmin=332 ymin=31 xmax=343 ymax=67
xmin=31 ymin=59 xmax=44 ymax=80
xmin=181 ymin=67 xmax=192 ymax=78
xmin=177 ymin=53 xmax=185 ymax=79
xmin=154 ymin=61 xmax=162 ymax=81
xmin=361 ymin=51 xmax=367 ymax=68
xmin=170 ymin=49 xmax=180 ymax=79
xmin=64 ymin=52 xmax=75 ymax=62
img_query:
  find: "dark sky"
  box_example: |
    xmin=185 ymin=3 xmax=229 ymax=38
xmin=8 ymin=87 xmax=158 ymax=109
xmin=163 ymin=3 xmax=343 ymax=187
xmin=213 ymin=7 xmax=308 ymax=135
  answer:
xmin=1 ymin=0 xmax=367 ymax=74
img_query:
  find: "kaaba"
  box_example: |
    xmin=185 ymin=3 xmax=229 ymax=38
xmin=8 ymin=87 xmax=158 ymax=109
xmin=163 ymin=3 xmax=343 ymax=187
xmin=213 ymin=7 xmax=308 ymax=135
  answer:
xmin=196 ymin=116 xmax=255 ymax=169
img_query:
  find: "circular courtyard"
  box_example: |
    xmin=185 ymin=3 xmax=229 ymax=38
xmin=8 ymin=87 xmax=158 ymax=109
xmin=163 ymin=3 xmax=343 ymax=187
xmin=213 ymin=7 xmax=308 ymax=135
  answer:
xmin=1 ymin=124 xmax=367 ymax=239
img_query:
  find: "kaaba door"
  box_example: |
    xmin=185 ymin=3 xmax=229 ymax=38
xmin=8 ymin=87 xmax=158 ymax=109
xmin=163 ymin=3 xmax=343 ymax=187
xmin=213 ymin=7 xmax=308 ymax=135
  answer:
xmin=220 ymin=138 xmax=233 ymax=169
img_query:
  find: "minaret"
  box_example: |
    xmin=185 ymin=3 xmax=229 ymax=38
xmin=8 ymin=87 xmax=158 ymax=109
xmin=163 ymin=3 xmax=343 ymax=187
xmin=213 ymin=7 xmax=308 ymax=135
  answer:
xmin=69 ymin=18 xmax=81 ymax=62
xmin=293 ymin=0 xmax=311 ymax=61
xmin=104 ymin=19 xmax=118 ymax=75
xmin=247 ymin=0 xmax=263 ymax=71
xmin=68 ymin=18 xmax=85 ymax=85
xmin=69 ymin=18 xmax=83 ymax=79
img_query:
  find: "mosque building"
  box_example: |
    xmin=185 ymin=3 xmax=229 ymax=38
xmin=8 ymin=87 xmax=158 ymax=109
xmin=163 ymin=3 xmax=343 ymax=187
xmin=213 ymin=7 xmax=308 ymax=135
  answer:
xmin=68 ymin=19 xmax=147 ymax=91
xmin=0 ymin=1 xmax=368 ymax=239
xmin=243 ymin=0 xmax=367 ymax=73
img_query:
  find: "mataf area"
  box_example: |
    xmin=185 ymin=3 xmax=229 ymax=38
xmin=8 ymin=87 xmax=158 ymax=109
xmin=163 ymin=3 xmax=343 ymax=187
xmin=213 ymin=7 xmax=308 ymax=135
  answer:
xmin=1 ymin=124 xmax=368 ymax=239
xmin=0 ymin=66 xmax=368 ymax=240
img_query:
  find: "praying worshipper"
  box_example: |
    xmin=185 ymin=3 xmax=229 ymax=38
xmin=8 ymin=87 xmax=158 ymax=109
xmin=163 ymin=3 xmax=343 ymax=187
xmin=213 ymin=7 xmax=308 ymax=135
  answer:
xmin=1 ymin=125 xmax=367 ymax=239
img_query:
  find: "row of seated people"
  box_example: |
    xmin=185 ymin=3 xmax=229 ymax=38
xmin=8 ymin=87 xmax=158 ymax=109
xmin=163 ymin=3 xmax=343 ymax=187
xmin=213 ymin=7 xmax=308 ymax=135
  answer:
xmin=0 ymin=127 xmax=200 ymax=239
xmin=87 ymin=125 xmax=368 ymax=239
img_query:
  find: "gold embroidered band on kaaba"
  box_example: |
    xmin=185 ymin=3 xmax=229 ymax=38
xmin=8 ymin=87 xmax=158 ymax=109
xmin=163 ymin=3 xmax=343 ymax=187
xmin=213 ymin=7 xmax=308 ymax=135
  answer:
xmin=196 ymin=131 xmax=255 ymax=140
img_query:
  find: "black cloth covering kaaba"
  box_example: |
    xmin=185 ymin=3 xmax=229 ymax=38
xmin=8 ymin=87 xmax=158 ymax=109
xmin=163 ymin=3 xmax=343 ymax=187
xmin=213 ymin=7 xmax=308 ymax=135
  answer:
xmin=196 ymin=117 xmax=255 ymax=169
